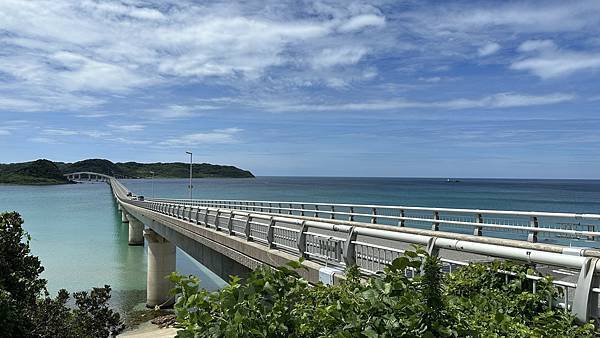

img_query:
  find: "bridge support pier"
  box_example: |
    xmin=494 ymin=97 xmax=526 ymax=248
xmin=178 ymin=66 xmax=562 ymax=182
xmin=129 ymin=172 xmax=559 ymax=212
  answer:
xmin=121 ymin=209 xmax=129 ymax=223
xmin=126 ymin=215 xmax=144 ymax=246
xmin=144 ymin=228 xmax=175 ymax=308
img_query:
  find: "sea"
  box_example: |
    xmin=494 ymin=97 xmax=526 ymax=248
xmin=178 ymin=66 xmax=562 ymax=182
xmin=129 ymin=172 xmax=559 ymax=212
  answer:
xmin=1 ymin=177 xmax=600 ymax=314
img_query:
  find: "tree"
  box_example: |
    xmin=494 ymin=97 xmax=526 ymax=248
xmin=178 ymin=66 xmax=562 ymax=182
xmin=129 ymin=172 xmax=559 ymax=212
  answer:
xmin=0 ymin=212 xmax=123 ymax=337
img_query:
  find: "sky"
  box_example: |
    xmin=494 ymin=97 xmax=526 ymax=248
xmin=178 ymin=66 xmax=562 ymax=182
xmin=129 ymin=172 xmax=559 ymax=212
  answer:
xmin=0 ymin=0 xmax=599 ymax=178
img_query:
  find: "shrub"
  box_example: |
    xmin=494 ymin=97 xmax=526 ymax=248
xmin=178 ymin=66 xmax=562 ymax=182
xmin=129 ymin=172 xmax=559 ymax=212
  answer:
xmin=171 ymin=245 xmax=599 ymax=337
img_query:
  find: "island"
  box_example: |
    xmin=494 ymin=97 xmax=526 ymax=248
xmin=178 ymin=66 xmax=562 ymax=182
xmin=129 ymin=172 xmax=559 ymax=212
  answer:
xmin=0 ymin=158 xmax=254 ymax=185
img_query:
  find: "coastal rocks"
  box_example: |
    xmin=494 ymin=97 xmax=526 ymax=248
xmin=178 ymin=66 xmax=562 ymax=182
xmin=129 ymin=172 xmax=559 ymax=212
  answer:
xmin=151 ymin=314 xmax=177 ymax=328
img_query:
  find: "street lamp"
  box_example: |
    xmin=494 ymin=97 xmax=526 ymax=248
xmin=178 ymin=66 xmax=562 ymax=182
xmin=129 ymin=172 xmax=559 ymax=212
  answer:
xmin=150 ymin=171 xmax=155 ymax=198
xmin=186 ymin=151 xmax=193 ymax=201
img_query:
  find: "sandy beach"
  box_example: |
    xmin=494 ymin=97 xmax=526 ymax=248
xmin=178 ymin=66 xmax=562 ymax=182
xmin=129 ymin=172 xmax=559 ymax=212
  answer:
xmin=118 ymin=321 xmax=178 ymax=338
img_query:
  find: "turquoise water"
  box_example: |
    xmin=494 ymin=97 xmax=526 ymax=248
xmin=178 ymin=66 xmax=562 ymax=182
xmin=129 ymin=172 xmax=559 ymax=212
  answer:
xmin=0 ymin=182 xmax=226 ymax=314
xmin=2 ymin=177 xmax=600 ymax=313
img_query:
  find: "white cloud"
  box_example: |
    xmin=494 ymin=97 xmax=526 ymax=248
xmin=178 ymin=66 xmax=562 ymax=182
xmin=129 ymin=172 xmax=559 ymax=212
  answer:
xmin=440 ymin=1 xmax=600 ymax=33
xmin=75 ymin=113 xmax=112 ymax=118
xmin=0 ymin=97 xmax=42 ymax=112
xmin=108 ymin=124 xmax=145 ymax=132
xmin=0 ymin=88 xmax=103 ymax=112
xmin=50 ymin=51 xmax=149 ymax=92
xmin=138 ymin=103 xmax=225 ymax=121
xmin=394 ymin=1 xmax=600 ymax=69
xmin=265 ymin=92 xmax=574 ymax=112
xmin=82 ymin=131 xmax=110 ymax=138
xmin=213 ymin=127 xmax=243 ymax=134
xmin=517 ymin=39 xmax=556 ymax=52
xmin=0 ymin=0 xmax=401 ymax=113
xmin=338 ymin=14 xmax=385 ymax=32
xmin=109 ymin=137 xmax=152 ymax=145
xmin=511 ymin=40 xmax=600 ymax=78
xmin=311 ymin=46 xmax=368 ymax=69
xmin=0 ymin=120 xmax=30 ymax=135
xmin=81 ymin=0 xmax=165 ymax=21
xmin=29 ymin=137 xmax=60 ymax=144
xmin=478 ymin=42 xmax=500 ymax=56
xmin=42 ymin=128 xmax=79 ymax=136
xmin=442 ymin=92 xmax=574 ymax=109
xmin=41 ymin=128 xmax=110 ymax=138
xmin=160 ymin=128 xmax=242 ymax=146
xmin=0 ymin=0 xmax=597 ymax=118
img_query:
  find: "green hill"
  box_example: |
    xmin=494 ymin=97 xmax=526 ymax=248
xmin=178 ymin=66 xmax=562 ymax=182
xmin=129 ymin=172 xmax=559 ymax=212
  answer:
xmin=116 ymin=161 xmax=254 ymax=178
xmin=55 ymin=159 xmax=127 ymax=177
xmin=1 ymin=158 xmax=254 ymax=185
xmin=0 ymin=159 xmax=70 ymax=185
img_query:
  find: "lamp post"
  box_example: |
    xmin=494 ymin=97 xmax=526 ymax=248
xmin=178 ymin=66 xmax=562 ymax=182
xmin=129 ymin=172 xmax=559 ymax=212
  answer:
xmin=185 ymin=151 xmax=193 ymax=201
xmin=150 ymin=171 xmax=155 ymax=198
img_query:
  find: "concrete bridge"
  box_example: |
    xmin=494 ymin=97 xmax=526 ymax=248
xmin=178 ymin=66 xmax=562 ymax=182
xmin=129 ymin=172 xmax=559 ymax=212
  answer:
xmin=65 ymin=172 xmax=111 ymax=182
xmin=69 ymin=173 xmax=600 ymax=321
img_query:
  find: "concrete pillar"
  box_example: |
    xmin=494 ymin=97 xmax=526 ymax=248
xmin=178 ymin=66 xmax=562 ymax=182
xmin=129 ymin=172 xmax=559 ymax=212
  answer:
xmin=121 ymin=209 xmax=129 ymax=223
xmin=144 ymin=229 xmax=176 ymax=308
xmin=126 ymin=214 xmax=144 ymax=246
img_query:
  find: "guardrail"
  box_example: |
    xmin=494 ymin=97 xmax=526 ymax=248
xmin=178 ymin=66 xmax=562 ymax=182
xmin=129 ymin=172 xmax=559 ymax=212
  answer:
xmin=139 ymin=199 xmax=600 ymax=321
xmin=105 ymin=179 xmax=600 ymax=321
xmin=149 ymin=198 xmax=600 ymax=246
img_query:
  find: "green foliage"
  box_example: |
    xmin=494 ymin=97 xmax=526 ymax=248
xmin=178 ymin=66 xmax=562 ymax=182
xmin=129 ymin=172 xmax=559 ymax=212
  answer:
xmin=171 ymin=247 xmax=599 ymax=338
xmin=0 ymin=212 xmax=123 ymax=337
xmin=1 ymin=158 xmax=254 ymax=184
xmin=445 ymin=261 xmax=597 ymax=337
xmin=57 ymin=159 xmax=127 ymax=178
xmin=116 ymin=161 xmax=255 ymax=178
xmin=0 ymin=159 xmax=69 ymax=185
xmin=60 ymin=158 xmax=254 ymax=178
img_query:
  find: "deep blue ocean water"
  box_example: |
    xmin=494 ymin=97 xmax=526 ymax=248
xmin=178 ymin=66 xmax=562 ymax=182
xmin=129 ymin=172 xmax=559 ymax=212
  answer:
xmin=2 ymin=177 xmax=600 ymax=313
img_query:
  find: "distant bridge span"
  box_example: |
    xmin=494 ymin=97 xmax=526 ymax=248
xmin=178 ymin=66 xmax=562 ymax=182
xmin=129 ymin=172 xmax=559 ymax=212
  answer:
xmin=79 ymin=173 xmax=600 ymax=321
xmin=65 ymin=172 xmax=112 ymax=182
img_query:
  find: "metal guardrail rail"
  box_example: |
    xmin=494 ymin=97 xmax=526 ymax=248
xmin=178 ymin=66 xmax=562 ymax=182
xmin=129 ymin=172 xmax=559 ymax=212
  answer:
xmin=150 ymin=198 xmax=600 ymax=245
xmin=107 ymin=178 xmax=600 ymax=321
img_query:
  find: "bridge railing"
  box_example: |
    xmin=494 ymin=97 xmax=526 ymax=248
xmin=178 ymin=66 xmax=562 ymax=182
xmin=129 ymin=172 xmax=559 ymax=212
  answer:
xmin=130 ymin=198 xmax=600 ymax=320
xmin=148 ymin=198 xmax=600 ymax=246
xmin=98 ymin=174 xmax=600 ymax=321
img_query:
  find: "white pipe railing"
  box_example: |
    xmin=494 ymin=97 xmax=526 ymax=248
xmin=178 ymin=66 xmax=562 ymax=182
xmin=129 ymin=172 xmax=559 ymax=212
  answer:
xmin=149 ymin=198 xmax=600 ymax=245
xmin=135 ymin=199 xmax=600 ymax=320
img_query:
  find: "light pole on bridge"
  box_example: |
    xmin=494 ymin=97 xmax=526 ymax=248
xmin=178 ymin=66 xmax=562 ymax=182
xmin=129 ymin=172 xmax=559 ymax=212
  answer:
xmin=150 ymin=171 xmax=155 ymax=198
xmin=186 ymin=151 xmax=193 ymax=201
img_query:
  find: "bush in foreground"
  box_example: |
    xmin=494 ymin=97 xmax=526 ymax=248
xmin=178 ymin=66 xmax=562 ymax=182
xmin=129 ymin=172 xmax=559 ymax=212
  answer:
xmin=0 ymin=212 xmax=123 ymax=337
xmin=171 ymin=246 xmax=598 ymax=337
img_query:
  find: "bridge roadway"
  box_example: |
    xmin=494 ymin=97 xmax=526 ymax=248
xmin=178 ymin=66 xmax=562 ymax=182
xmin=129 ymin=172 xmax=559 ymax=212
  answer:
xmin=82 ymin=173 xmax=600 ymax=321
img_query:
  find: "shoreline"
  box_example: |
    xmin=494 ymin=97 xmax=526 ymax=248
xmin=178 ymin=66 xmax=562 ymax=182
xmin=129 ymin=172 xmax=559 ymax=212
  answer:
xmin=118 ymin=320 xmax=178 ymax=338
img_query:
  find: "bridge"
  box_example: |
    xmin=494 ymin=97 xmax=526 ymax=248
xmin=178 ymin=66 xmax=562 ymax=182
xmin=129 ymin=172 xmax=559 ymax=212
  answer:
xmin=72 ymin=172 xmax=600 ymax=321
xmin=65 ymin=172 xmax=111 ymax=182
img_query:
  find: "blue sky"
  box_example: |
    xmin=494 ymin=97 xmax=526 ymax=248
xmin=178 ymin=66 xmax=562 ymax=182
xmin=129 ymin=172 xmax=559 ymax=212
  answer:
xmin=0 ymin=0 xmax=599 ymax=178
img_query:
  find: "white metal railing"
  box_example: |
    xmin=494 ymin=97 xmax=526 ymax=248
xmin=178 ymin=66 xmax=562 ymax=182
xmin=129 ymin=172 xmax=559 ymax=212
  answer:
xmin=149 ymin=198 xmax=600 ymax=245
xmin=104 ymin=177 xmax=600 ymax=321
